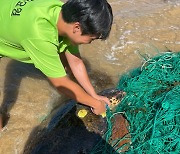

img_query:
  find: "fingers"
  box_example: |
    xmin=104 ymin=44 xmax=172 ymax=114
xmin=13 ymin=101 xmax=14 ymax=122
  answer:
xmin=91 ymin=101 xmax=106 ymax=115
xmin=91 ymin=107 xmax=98 ymax=115
xmin=99 ymin=96 xmax=110 ymax=106
xmin=94 ymin=95 xmax=111 ymax=106
xmin=90 ymin=107 xmax=95 ymax=114
xmin=103 ymin=97 xmax=111 ymax=106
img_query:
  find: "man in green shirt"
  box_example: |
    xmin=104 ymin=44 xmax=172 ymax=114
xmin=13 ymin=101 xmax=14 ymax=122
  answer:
xmin=0 ymin=0 xmax=113 ymax=129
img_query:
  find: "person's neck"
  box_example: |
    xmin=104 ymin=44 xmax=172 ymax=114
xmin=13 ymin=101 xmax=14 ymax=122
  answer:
xmin=57 ymin=12 xmax=67 ymax=37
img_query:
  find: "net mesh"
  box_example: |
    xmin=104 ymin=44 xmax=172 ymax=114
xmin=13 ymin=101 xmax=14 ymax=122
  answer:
xmin=91 ymin=51 xmax=180 ymax=154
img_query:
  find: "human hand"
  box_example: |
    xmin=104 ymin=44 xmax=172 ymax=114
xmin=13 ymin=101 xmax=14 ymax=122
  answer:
xmin=91 ymin=94 xmax=111 ymax=106
xmin=91 ymin=100 xmax=106 ymax=115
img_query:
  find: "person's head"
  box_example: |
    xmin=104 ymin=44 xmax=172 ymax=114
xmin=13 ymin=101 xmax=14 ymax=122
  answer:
xmin=61 ymin=0 xmax=113 ymax=45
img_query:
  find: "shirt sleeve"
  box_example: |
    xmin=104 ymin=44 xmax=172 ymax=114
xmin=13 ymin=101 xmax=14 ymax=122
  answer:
xmin=58 ymin=37 xmax=79 ymax=54
xmin=21 ymin=39 xmax=66 ymax=78
xmin=66 ymin=45 xmax=79 ymax=54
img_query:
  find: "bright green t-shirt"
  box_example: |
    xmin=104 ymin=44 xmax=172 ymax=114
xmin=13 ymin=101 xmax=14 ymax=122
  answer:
xmin=0 ymin=0 xmax=79 ymax=77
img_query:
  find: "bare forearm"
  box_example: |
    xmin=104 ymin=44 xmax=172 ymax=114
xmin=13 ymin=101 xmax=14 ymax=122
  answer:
xmin=70 ymin=60 xmax=96 ymax=96
xmin=65 ymin=52 xmax=97 ymax=96
xmin=49 ymin=77 xmax=98 ymax=108
xmin=74 ymin=64 xmax=96 ymax=96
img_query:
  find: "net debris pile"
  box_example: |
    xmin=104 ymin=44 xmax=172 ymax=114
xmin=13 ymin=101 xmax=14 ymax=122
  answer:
xmin=91 ymin=52 xmax=180 ymax=153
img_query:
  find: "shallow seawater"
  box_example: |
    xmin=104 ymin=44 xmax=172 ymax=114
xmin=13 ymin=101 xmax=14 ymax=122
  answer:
xmin=81 ymin=0 xmax=180 ymax=91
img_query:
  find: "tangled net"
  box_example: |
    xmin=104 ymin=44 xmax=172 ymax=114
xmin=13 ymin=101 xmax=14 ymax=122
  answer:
xmin=91 ymin=51 xmax=180 ymax=153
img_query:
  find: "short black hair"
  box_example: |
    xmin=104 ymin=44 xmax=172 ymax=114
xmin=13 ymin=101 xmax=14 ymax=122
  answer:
xmin=62 ymin=0 xmax=113 ymax=40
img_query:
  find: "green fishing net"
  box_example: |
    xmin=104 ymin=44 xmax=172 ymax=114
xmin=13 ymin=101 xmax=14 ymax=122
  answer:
xmin=91 ymin=52 xmax=180 ymax=153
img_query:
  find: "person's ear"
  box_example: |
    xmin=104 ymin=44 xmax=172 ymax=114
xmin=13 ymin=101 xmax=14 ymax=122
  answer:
xmin=73 ymin=22 xmax=82 ymax=34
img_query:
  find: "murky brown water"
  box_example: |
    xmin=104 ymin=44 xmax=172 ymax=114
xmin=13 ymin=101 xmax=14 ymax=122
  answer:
xmin=0 ymin=0 xmax=180 ymax=153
